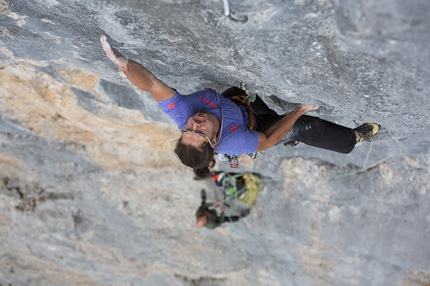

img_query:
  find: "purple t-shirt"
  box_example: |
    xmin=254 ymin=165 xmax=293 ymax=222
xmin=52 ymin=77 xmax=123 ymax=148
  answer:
xmin=158 ymin=89 xmax=259 ymax=155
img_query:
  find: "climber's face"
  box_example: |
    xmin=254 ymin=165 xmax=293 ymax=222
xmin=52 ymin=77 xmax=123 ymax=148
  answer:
xmin=196 ymin=215 xmax=208 ymax=227
xmin=181 ymin=112 xmax=220 ymax=149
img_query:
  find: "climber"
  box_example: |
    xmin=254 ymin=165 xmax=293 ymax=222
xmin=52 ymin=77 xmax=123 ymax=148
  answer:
xmin=100 ymin=35 xmax=381 ymax=178
xmin=196 ymin=189 xmax=241 ymax=229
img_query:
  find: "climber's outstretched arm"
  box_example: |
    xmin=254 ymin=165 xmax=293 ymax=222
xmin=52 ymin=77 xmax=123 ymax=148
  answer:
xmin=256 ymin=104 xmax=319 ymax=151
xmin=100 ymin=35 xmax=176 ymax=102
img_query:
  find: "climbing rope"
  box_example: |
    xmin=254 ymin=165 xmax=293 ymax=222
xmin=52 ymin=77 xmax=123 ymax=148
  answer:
xmin=221 ymin=173 xmax=263 ymax=209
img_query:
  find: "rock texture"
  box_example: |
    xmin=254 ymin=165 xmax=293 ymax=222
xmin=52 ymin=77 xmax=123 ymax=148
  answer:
xmin=0 ymin=0 xmax=429 ymax=285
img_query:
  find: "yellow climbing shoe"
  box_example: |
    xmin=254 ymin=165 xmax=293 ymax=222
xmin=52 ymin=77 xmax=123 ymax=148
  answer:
xmin=354 ymin=122 xmax=381 ymax=142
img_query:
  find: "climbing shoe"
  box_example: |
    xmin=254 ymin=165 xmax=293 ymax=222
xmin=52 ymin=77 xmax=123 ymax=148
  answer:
xmin=354 ymin=123 xmax=381 ymax=142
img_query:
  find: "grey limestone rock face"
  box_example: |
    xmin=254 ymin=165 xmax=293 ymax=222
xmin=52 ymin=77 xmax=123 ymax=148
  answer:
xmin=0 ymin=0 xmax=429 ymax=285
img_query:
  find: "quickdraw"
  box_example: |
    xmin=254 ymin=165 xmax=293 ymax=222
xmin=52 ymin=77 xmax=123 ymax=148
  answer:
xmin=222 ymin=0 xmax=248 ymax=23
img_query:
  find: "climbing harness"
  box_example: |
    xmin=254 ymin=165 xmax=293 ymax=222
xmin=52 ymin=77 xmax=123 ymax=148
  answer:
xmin=211 ymin=87 xmax=258 ymax=168
xmin=217 ymin=83 xmax=261 ymax=168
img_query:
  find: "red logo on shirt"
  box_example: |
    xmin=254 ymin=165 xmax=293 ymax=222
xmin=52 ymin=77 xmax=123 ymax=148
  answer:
xmin=167 ymin=101 xmax=176 ymax=109
xmin=230 ymin=126 xmax=238 ymax=132
xmin=199 ymin=96 xmax=217 ymax=109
